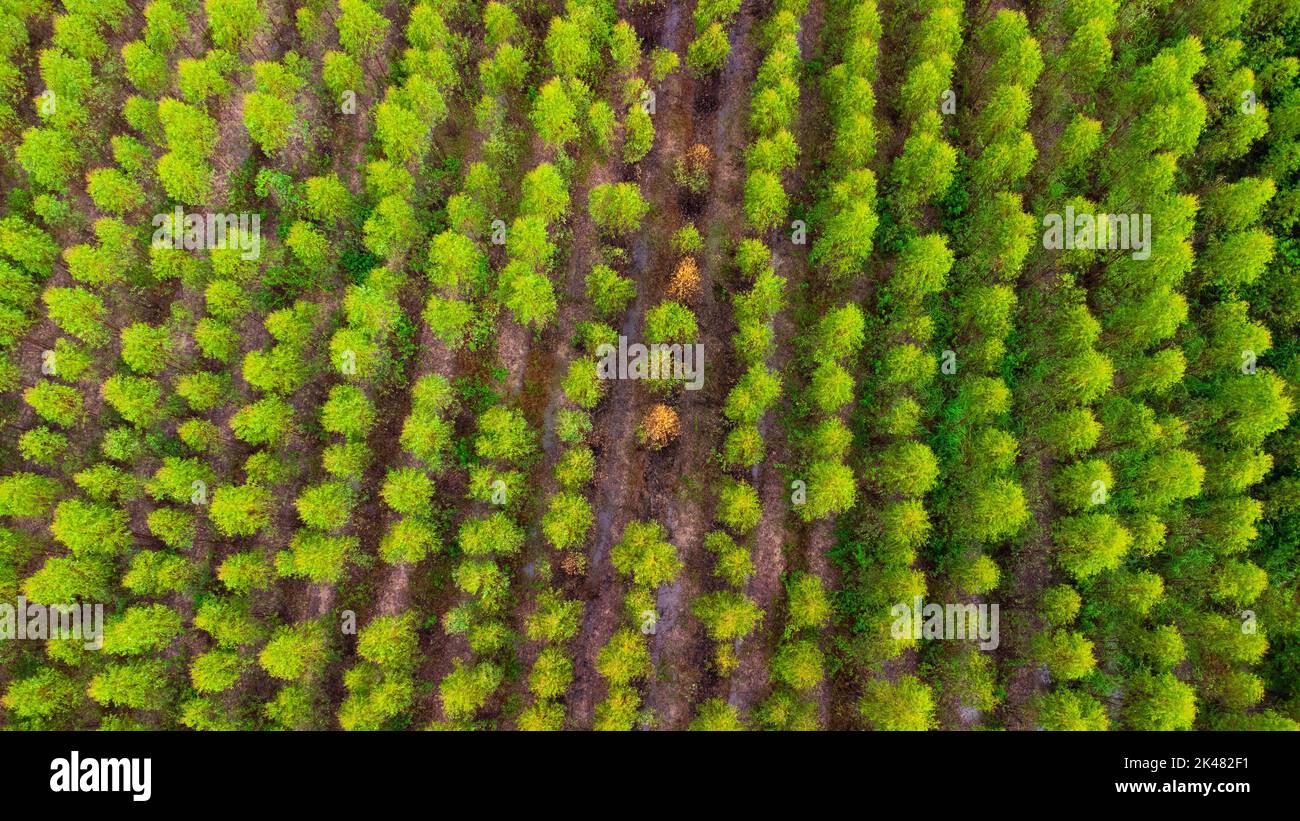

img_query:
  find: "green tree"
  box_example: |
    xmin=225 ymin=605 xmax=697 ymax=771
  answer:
xmin=687 ymin=22 xmax=730 ymax=76
xmin=457 ymin=511 xmax=524 ymax=557
xmin=597 ymin=627 xmax=652 ymax=686
xmin=892 ymin=117 xmax=957 ymax=213
xmin=120 ymin=322 xmax=170 ymax=375
xmin=363 ymin=193 xmax=419 ymax=259
xmin=88 ymin=660 xmax=169 ymax=710
xmin=957 ymin=476 xmax=1030 ymax=542
xmin=217 ymin=550 xmax=273 ymax=593
xmin=543 ymin=491 xmax=594 ymax=551
xmin=528 ymin=646 xmax=574 ymax=700
xmin=51 ymin=499 xmax=131 ymax=556
xmin=1054 ymin=513 xmax=1132 ymax=579
xmin=337 ymin=0 xmax=389 ymax=59
xmin=800 ymin=459 xmax=863 ymax=522
xmin=295 ymin=481 xmax=354 ymax=531
xmin=871 ymin=441 xmax=939 ymax=497
xmin=586 ymin=264 xmax=636 ymax=317
xmin=474 ymin=406 xmax=536 ymax=463
xmin=611 ymin=520 xmax=682 ymax=588
xmin=231 ymin=397 xmax=295 ymax=446
xmin=1034 ymin=690 xmax=1109 ymax=731
xmin=531 ymin=77 xmax=579 ymax=148
xmin=176 ymin=371 xmax=231 ymax=412
xmin=22 ymin=556 xmax=113 ymax=604
xmin=286 ymin=221 xmax=330 ymax=269
xmin=1123 ymin=671 xmax=1197 ymax=730
xmin=44 ymin=287 xmax=109 ymax=348
xmin=787 ymin=574 xmax=831 ymax=632
xmin=16 ymin=127 xmax=81 ymax=190
xmin=693 ymin=591 xmax=762 ymax=641
xmin=194 ymin=597 xmax=266 ymax=648
xmin=500 ymin=260 xmax=558 ymax=329
xmin=440 ymin=659 xmax=503 ymax=720
xmin=545 ymin=16 xmax=594 ymax=79
xmin=589 ymin=182 xmax=649 ymax=235
xmin=258 ymin=621 xmax=327 ymax=681
xmin=859 ymin=674 xmax=936 ymax=730
xmin=146 ymin=506 xmax=196 ymax=550
xmin=644 ymin=300 xmax=698 ymax=343
xmin=1033 ymin=629 xmax=1096 ymax=681
xmin=102 ymin=604 xmax=182 ymax=656
xmin=743 ymin=170 xmax=787 ymax=233
xmin=191 ymin=650 xmax=244 ymax=693
xmin=277 ymin=530 xmax=357 ymax=584
xmin=86 ymin=167 xmax=145 ymax=215
xmin=101 ymin=374 xmax=166 ymax=429
xmin=379 ymin=516 xmax=439 ymax=564
xmin=305 ymin=173 xmax=352 ymax=226
xmin=321 ymin=384 xmax=376 ymax=440
xmin=526 ymin=590 xmax=584 ymax=643
xmin=772 ymin=639 xmax=825 ymax=691
xmin=811 ymin=170 xmax=878 ymax=282
xmin=209 ymin=483 xmax=273 ymax=537
xmin=381 ymin=467 xmax=434 ymax=515
xmin=24 ymin=382 xmax=83 ymax=427
xmin=357 ymin=613 xmax=418 ymax=670
xmin=717 ymin=479 xmax=761 ymax=534
xmin=148 ymin=456 xmax=215 ymax=504
xmin=622 ymin=105 xmax=654 ymax=163
xmin=206 ymin=0 xmax=263 ymax=53
xmin=2 ymin=668 xmax=84 ymax=725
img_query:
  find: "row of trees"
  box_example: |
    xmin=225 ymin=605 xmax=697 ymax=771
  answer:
xmin=1013 ymin=0 xmax=1120 ymax=730
xmin=438 ymin=0 xmax=608 ymax=730
xmin=0 ymin=0 xmax=44 ymax=163
xmin=1013 ymin=0 xmax=1296 ymax=731
xmin=0 ymin=0 xmax=56 ymax=409
xmin=1167 ymin=2 xmax=1293 ymax=729
xmin=1234 ymin=0 xmax=1300 ymax=730
xmin=214 ymin=1 xmax=408 ymax=730
xmin=695 ymin=0 xmax=806 ymax=728
xmin=521 ymin=7 xmax=665 ymax=728
xmin=182 ymin=0 xmax=367 ymax=730
xmin=923 ymin=8 xmax=1042 ymax=728
xmin=843 ymin=0 xmax=958 ymax=730
xmin=150 ymin=0 xmax=349 ymax=724
xmin=795 ymin=0 xmax=878 ymax=529
xmin=597 ymin=520 xmax=681 ymax=728
xmin=687 ymin=0 xmax=739 ymax=77
xmin=15 ymin=0 xmax=132 ymax=195
xmin=1074 ymin=31 xmax=1214 ymax=731
xmin=7 ymin=0 xmax=273 ymax=730
xmin=8 ymin=0 xmax=204 ymax=729
xmin=398 ymin=0 xmax=527 ymax=729
xmin=339 ymin=1 xmax=466 ymax=730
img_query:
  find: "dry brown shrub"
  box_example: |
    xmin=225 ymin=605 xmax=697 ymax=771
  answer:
xmin=560 ymin=550 xmax=588 ymax=577
xmin=667 ymin=256 xmax=701 ymax=301
xmin=673 ymin=143 xmax=712 ymax=194
xmin=637 ymin=403 xmax=680 ymax=450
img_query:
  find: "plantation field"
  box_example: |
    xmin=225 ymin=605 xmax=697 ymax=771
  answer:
xmin=0 ymin=0 xmax=1298 ymax=732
